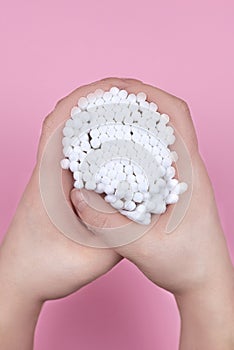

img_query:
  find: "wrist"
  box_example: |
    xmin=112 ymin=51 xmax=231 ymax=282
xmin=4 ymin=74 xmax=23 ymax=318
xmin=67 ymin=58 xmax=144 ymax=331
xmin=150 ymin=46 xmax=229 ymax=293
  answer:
xmin=175 ymin=270 xmax=234 ymax=350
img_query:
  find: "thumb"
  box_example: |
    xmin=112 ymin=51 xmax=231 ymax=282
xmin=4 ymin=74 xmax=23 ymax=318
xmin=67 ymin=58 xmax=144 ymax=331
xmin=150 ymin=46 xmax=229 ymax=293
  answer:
xmin=70 ymin=189 xmax=129 ymax=231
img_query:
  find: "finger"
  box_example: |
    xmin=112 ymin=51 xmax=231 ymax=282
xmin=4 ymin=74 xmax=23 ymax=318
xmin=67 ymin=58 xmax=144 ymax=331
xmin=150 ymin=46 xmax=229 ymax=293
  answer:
xmin=119 ymin=80 xmax=198 ymax=154
xmin=37 ymin=77 xmax=134 ymax=161
xmin=70 ymin=188 xmax=130 ymax=231
xmin=38 ymin=77 xmax=198 ymax=160
xmin=40 ymin=77 xmax=134 ymax=139
xmin=70 ymin=188 xmax=159 ymax=250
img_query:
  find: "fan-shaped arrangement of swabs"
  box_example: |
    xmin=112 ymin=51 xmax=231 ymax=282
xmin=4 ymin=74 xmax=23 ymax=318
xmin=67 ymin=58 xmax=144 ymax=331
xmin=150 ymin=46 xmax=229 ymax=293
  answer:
xmin=61 ymin=87 xmax=187 ymax=225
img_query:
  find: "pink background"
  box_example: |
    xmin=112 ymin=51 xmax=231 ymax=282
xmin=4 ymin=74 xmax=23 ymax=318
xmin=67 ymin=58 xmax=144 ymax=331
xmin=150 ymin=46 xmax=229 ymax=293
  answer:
xmin=1 ymin=1 xmax=234 ymax=349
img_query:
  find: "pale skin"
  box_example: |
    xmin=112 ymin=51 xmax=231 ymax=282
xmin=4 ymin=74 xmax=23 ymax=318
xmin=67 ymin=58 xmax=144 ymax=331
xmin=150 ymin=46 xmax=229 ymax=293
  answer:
xmin=0 ymin=78 xmax=233 ymax=349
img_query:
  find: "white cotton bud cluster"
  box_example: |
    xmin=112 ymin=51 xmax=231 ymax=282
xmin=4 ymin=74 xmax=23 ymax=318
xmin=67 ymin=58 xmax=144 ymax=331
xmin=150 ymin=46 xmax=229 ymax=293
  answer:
xmin=60 ymin=86 xmax=188 ymax=225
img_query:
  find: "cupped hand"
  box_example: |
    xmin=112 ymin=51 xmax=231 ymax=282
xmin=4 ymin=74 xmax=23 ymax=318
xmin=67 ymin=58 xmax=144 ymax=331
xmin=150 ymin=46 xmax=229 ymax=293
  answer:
xmin=70 ymin=79 xmax=234 ymax=349
xmin=70 ymin=79 xmax=234 ymax=297
xmin=0 ymin=79 xmax=143 ymax=304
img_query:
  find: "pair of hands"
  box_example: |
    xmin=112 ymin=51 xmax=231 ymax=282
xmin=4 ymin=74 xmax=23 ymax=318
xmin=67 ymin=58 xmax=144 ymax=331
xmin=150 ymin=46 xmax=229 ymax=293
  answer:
xmin=0 ymin=78 xmax=233 ymax=350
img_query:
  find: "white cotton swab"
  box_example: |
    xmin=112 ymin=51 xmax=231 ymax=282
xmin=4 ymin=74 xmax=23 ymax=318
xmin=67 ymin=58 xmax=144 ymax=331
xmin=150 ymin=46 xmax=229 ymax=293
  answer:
xmin=60 ymin=86 xmax=188 ymax=225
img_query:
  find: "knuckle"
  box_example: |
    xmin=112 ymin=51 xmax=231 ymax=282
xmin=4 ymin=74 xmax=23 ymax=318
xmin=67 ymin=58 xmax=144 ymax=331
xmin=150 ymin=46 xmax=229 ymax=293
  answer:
xmin=41 ymin=113 xmax=54 ymax=135
xmin=100 ymin=77 xmax=116 ymax=83
xmin=100 ymin=77 xmax=123 ymax=84
xmin=175 ymin=98 xmax=191 ymax=116
xmin=54 ymin=97 xmax=65 ymax=110
xmin=41 ymin=100 xmax=62 ymax=136
xmin=121 ymin=78 xmax=143 ymax=84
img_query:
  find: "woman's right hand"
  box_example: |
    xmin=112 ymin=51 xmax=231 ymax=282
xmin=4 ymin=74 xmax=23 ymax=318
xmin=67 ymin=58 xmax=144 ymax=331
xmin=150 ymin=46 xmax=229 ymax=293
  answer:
xmin=70 ymin=79 xmax=234 ymax=350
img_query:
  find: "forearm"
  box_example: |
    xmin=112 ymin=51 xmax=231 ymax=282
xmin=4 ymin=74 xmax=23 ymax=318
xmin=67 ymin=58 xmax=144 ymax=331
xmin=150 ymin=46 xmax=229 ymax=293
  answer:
xmin=0 ymin=285 xmax=42 ymax=350
xmin=0 ymin=253 xmax=43 ymax=350
xmin=175 ymin=270 xmax=234 ymax=350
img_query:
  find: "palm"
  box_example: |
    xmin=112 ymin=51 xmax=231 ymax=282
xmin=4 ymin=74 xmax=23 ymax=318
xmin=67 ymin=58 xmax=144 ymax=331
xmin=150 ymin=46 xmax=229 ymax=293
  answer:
xmin=2 ymin=170 xmax=120 ymax=302
xmin=116 ymin=152 xmax=226 ymax=294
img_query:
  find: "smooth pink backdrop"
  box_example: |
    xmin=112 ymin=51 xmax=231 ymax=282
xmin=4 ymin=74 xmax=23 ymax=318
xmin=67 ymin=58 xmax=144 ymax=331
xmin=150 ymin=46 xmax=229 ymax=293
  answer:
xmin=0 ymin=1 xmax=234 ymax=349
